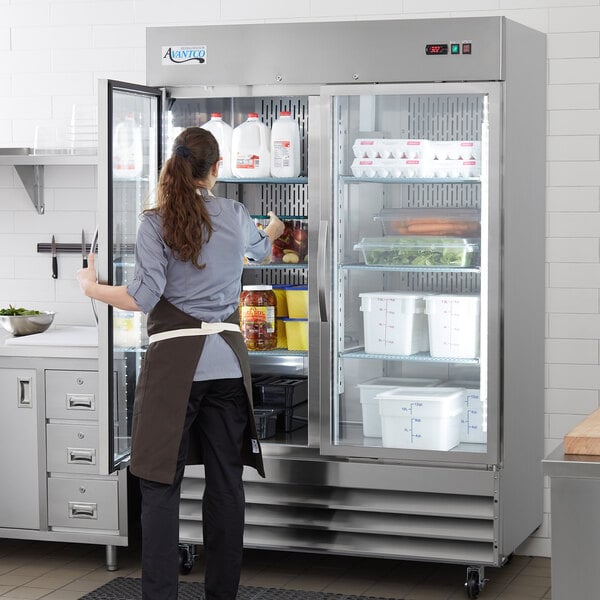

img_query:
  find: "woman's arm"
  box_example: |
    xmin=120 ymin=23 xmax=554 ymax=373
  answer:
xmin=77 ymin=252 xmax=141 ymax=312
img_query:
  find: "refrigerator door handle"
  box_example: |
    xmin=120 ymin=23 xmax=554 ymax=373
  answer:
xmin=318 ymin=220 xmax=328 ymax=323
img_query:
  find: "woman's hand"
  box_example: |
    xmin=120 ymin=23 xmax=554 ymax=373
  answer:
xmin=77 ymin=251 xmax=98 ymax=297
xmin=264 ymin=211 xmax=285 ymax=243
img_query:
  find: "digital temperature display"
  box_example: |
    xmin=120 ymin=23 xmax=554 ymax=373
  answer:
xmin=425 ymin=44 xmax=448 ymax=55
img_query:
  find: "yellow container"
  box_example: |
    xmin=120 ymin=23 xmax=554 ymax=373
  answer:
xmin=282 ymin=318 xmax=308 ymax=351
xmin=272 ymin=285 xmax=289 ymax=317
xmin=276 ymin=317 xmax=288 ymax=349
xmin=285 ymin=285 xmax=308 ymax=319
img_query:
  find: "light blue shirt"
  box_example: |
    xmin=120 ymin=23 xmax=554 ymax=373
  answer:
xmin=127 ymin=193 xmax=271 ymax=380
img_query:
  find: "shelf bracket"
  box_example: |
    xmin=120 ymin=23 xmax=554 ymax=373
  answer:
xmin=14 ymin=164 xmax=45 ymax=214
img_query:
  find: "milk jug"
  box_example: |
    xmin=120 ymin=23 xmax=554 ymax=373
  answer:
xmin=270 ymin=111 xmax=301 ymax=177
xmin=231 ymin=113 xmax=271 ymax=178
xmin=201 ymin=112 xmax=233 ymax=178
xmin=113 ymin=113 xmax=143 ymax=179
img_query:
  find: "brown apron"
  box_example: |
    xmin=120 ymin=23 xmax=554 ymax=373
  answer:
xmin=129 ymin=296 xmax=265 ymax=484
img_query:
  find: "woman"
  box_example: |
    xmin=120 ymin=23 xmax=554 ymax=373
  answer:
xmin=78 ymin=126 xmax=285 ymax=600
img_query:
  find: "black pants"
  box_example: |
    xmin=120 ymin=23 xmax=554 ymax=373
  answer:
xmin=139 ymin=377 xmax=248 ymax=600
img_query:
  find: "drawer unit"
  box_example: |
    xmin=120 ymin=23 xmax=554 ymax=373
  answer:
xmin=48 ymin=476 xmax=119 ymax=531
xmin=46 ymin=370 xmax=98 ymax=421
xmin=46 ymin=423 xmax=99 ymax=474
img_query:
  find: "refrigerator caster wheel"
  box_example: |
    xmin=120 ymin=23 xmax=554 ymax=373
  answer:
xmin=465 ymin=566 xmax=486 ymax=598
xmin=178 ymin=544 xmax=195 ymax=575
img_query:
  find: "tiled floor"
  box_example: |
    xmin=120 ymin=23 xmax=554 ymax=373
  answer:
xmin=0 ymin=535 xmax=551 ymax=600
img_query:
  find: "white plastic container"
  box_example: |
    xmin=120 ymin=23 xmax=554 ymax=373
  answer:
xmin=437 ymin=380 xmax=486 ymax=443
xmin=201 ymin=112 xmax=233 ymax=178
xmin=270 ymin=111 xmax=301 ymax=177
xmin=113 ymin=113 xmax=142 ymax=179
xmin=359 ymin=292 xmax=429 ymax=355
xmin=358 ymin=377 xmax=442 ymax=437
xmin=231 ymin=113 xmax=270 ymax=178
xmin=425 ymin=295 xmax=480 ymax=359
xmin=377 ymin=387 xmax=464 ymax=450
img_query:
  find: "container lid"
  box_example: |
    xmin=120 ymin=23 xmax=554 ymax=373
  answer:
xmin=210 ymin=113 xmax=223 ymax=118
xmin=280 ymin=317 xmax=308 ymax=322
xmin=286 ymin=285 xmax=308 ymax=292
xmin=358 ymin=377 xmax=442 ymax=388
xmin=359 ymin=291 xmax=424 ymax=299
xmin=376 ymin=387 xmax=465 ymax=402
xmin=354 ymin=236 xmax=478 ymax=251
xmin=242 ymin=285 xmax=273 ymax=291
xmin=279 ymin=111 xmax=291 ymax=116
xmin=247 ymin=112 xmax=259 ymax=118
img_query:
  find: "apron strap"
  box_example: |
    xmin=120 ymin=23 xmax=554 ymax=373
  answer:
xmin=148 ymin=323 xmax=240 ymax=345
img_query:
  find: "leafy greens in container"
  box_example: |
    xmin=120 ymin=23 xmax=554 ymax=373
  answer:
xmin=354 ymin=236 xmax=478 ymax=267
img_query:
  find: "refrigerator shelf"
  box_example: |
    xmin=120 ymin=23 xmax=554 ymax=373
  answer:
xmin=341 ymin=349 xmax=480 ymax=365
xmin=340 ymin=176 xmax=481 ymax=185
xmin=249 ymin=349 xmax=308 ymax=357
xmin=341 ymin=263 xmax=480 ymax=274
xmin=244 ymin=263 xmax=308 ymax=270
xmin=218 ymin=177 xmax=308 ymax=185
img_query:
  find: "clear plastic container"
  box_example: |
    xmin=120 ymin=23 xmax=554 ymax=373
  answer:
xmin=201 ymin=112 xmax=233 ymax=178
xmin=354 ymin=236 xmax=478 ymax=267
xmin=374 ymin=208 xmax=481 ymax=237
xmin=436 ymin=380 xmax=486 ymax=443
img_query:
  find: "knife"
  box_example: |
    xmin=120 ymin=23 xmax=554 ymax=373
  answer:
xmin=81 ymin=229 xmax=88 ymax=268
xmin=51 ymin=235 xmax=58 ymax=279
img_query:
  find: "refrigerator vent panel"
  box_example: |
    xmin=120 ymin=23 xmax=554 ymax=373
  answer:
xmin=408 ymin=95 xmax=484 ymax=142
xmin=259 ymin=183 xmax=308 ymax=217
xmin=405 ymin=183 xmax=481 ymax=210
xmin=406 ymin=272 xmax=481 ymax=294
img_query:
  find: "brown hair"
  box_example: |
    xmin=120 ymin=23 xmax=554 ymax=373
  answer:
xmin=147 ymin=127 xmax=219 ymax=269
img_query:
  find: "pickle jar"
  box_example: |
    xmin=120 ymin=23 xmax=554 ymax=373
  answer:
xmin=240 ymin=285 xmax=277 ymax=351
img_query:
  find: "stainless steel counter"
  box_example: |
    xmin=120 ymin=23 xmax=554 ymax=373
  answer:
xmin=543 ymin=443 xmax=600 ymax=600
xmin=0 ymin=325 xmax=98 ymax=359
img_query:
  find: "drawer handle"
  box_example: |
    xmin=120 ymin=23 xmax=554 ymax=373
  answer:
xmin=18 ymin=377 xmax=33 ymax=408
xmin=67 ymin=448 xmax=96 ymax=465
xmin=66 ymin=393 xmax=95 ymax=410
xmin=68 ymin=501 xmax=97 ymax=520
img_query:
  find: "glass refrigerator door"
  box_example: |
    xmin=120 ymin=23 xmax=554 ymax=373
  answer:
xmin=320 ymin=82 xmax=502 ymax=466
xmin=98 ymin=79 xmax=162 ymax=474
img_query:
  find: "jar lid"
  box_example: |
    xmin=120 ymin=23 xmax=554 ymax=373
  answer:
xmin=243 ymin=285 xmax=273 ymax=291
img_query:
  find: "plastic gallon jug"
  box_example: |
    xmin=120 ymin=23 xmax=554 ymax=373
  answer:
xmin=231 ymin=113 xmax=270 ymax=178
xmin=201 ymin=113 xmax=233 ymax=178
xmin=113 ymin=113 xmax=143 ymax=180
xmin=270 ymin=111 xmax=301 ymax=177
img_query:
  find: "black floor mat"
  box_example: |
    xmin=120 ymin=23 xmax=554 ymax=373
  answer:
xmin=79 ymin=577 xmax=401 ymax=600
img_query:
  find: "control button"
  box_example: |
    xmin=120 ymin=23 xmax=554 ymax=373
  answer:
xmin=462 ymin=42 xmax=472 ymax=55
xmin=451 ymin=43 xmax=460 ymax=55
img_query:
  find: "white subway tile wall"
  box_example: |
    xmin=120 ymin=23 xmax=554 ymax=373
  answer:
xmin=0 ymin=0 xmax=598 ymax=559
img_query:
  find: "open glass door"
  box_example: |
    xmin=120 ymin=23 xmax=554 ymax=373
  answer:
xmin=98 ymin=79 xmax=162 ymax=474
xmin=319 ymin=82 xmax=502 ymax=467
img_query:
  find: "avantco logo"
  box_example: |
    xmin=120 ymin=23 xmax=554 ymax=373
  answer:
xmin=162 ymin=46 xmax=206 ymax=65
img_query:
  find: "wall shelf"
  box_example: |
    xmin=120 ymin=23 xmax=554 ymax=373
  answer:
xmin=0 ymin=150 xmax=98 ymax=215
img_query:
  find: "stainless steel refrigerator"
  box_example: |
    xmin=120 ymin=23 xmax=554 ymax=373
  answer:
xmin=96 ymin=16 xmax=545 ymax=597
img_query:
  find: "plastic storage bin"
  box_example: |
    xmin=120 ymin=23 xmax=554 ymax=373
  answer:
xmin=438 ymin=380 xmax=486 ymax=443
xmin=254 ymin=376 xmax=308 ymax=432
xmin=286 ymin=285 xmax=308 ymax=319
xmin=358 ymin=377 xmax=443 ymax=437
xmin=377 ymin=387 xmax=464 ymax=450
xmin=374 ymin=208 xmax=480 ymax=237
xmin=425 ymin=295 xmax=480 ymax=359
xmin=359 ymin=292 xmax=429 ymax=356
xmin=354 ymin=236 xmax=478 ymax=267
xmin=253 ymin=408 xmax=283 ymax=439
xmin=281 ymin=318 xmax=308 ymax=351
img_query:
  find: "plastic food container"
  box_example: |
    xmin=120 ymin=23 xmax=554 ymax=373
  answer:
xmin=358 ymin=377 xmax=443 ymax=437
xmin=437 ymin=380 xmax=486 ymax=443
xmin=276 ymin=317 xmax=287 ymax=348
xmin=253 ymin=407 xmax=283 ymax=439
xmin=285 ymin=285 xmax=308 ymax=319
xmin=254 ymin=376 xmax=308 ymax=432
xmin=352 ymin=138 xmax=430 ymax=160
xmin=425 ymin=295 xmax=480 ymax=359
xmin=281 ymin=318 xmax=308 ymax=351
xmin=351 ymin=158 xmax=428 ymax=179
xmin=377 ymin=387 xmax=464 ymax=450
xmin=252 ymin=216 xmax=308 ymax=264
xmin=359 ymin=292 xmax=429 ymax=356
xmin=374 ymin=208 xmax=480 ymax=237
xmin=354 ymin=236 xmax=478 ymax=267
xmin=239 ymin=285 xmax=277 ymax=351
xmin=272 ymin=284 xmax=290 ymax=317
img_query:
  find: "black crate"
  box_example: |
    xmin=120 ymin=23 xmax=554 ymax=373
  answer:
xmin=278 ymin=400 xmax=308 ymax=433
xmin=255 ymin=376 xmax=308 ymax=408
